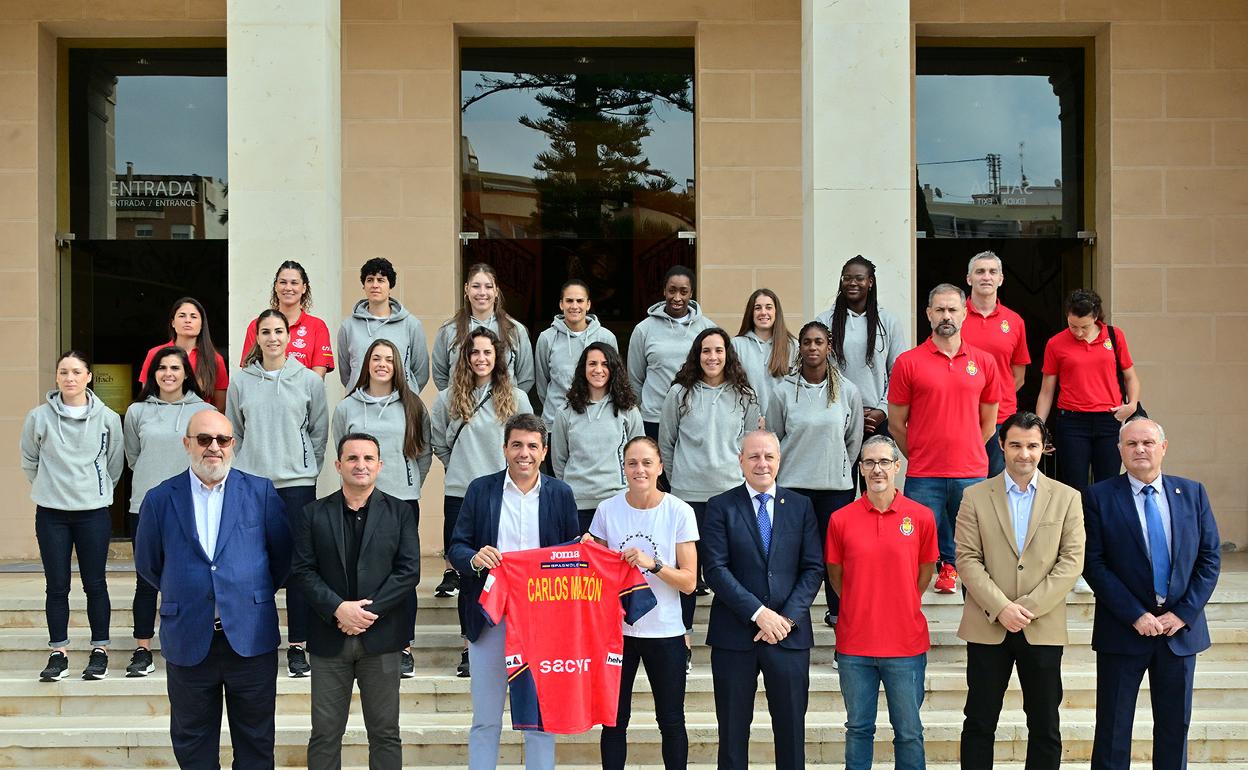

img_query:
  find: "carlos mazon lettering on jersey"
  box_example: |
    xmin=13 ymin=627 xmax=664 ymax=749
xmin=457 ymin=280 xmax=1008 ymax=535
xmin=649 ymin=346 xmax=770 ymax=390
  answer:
xmin=508 ymin=548 xmax=623 ymax=675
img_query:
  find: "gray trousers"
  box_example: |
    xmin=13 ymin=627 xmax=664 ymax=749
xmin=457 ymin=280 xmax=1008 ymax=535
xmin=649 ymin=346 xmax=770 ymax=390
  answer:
xmin=308 ymin=636 xmax=402 ymax=770
xmin=468 ymin=620 xmax=556 ymax=770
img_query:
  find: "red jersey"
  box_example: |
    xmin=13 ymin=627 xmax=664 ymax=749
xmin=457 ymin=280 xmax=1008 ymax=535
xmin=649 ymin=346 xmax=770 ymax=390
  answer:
xmin=239 ymin=311 xmax=335 ymax=372
xmin=826 ymin=493 xmax=938 ymax=657
xmin=479 ymin=540 xmax=656 ymax=734
xmin=1042 ymin=322 xmax=1132 ymax=413
xmin=960 ymin=298 xmax=1030 ymax=423
xmin=137 ymin=344 xmax=229 ymax=394
xmin=888 ymin=338 xmax=1000 ymax=478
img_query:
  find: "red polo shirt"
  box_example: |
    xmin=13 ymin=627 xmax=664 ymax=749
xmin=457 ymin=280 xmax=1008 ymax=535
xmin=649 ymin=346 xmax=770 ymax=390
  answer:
xmin=1041 ymin=322 xmax=1132 ymax=412
xmin=960 ymin=298 xmax=1030 ymax=423
xmin=826 ymin=492 xmax=938 ymax=657
xmin=239 ymin=311 xmax=335 ymax=372
xmin=888 ymin=338 xmax=1000 ymax=478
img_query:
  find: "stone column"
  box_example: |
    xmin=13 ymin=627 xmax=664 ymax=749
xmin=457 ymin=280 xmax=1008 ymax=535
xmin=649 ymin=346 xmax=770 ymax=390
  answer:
xmin=226 ymin=0 xmax=342 ymax=362
xmin=801 ymin=0 xmax=914 ymax=339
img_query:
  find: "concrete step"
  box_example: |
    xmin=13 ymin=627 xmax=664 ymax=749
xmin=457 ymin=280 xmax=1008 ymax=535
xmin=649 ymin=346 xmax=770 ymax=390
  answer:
xmin=4 ymin=662 xmax=1248 ymax=716
xmin=0 ymin=709 xmax=1246 ymax=766
xmin=22 ymin=766 xmax=1248 ymax=770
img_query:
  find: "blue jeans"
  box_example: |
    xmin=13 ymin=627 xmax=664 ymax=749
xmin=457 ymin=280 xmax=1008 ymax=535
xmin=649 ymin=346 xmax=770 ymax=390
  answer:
xmin=275 ymin=485 xmax=317 ymax=644
xmin=902 ymin=476 xmax=983 ymax=565
xmin=838 ymin=652 xmax=927 ymax=770
xmin=35 ymin=506 xmax=112 ymax=648
xmin=1056 ymin=410 xmax=1121 ymax=494
xmin=985 ymin=424 xmax=1005 ymax=480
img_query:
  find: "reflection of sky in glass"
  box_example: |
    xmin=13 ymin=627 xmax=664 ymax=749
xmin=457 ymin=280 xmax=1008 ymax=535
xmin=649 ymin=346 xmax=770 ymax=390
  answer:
xmin=916 ymin=75 xmax=1061 ymax=201
xmin=460 ymin=72 xmax=694 ymax=191
xmin=115 ymin=76 xmax=228 ymax=181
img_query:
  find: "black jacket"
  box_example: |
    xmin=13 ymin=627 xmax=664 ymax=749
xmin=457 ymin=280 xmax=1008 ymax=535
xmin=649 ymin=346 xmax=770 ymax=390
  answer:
xmin=291 ymin=489 xmax=420 ymax=656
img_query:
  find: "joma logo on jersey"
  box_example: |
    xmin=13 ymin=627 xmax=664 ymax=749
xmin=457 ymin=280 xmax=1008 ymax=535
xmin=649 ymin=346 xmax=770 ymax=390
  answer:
xmin=605 ymin=652 xmax=623 ymax=666
xmin=539 ymin=658 xmax=591 ymax=673
xmin=505 ymin=654 xmax=522 ymax=667
xmin=550 ymin=550 xmax=579 ymax=559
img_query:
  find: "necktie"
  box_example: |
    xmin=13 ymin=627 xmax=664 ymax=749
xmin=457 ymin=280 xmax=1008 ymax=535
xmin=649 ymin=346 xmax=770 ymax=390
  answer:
xmin=1142 ymin=486 xmax=1170 ymax=601
xmin=755 ymin=493 xmax=773 ymax=554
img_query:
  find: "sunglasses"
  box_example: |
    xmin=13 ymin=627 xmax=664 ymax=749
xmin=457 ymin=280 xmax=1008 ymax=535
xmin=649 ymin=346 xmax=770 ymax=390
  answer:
xmin=188 ymin=433 xmax=235 ymax=448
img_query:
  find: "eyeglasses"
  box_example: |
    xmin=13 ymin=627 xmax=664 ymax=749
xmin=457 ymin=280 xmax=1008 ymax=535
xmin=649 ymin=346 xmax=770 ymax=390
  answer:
xmin=189 ymin=434 xmax=235 ymax=448
xmin=859 ymin=459 xmax=896 ymax=471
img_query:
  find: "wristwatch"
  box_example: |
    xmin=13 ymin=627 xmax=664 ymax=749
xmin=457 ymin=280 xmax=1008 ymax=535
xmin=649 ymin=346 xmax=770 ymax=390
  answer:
xmin=648 ymin=554 xmax=664 ymax=574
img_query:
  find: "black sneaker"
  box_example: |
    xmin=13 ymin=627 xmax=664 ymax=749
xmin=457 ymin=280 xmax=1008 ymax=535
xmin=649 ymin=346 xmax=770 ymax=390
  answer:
xmin=435 ymin=569 xmax=460 ymax=598
xmin=695 ymin=579 xmax=710 ymax=597
xmin=456 ymin=648 xmax=470 ymax=678
xmin=126 ymin=647 xmax=155 ymax=677
xmin=824 ymin=611 xmax=838 ymax=628
xmin=39 ymin=651 xmax=68 ymax=682
xmin=287 ymin=645 xmax=311 ymax=678
xmin=82 ymin=647 xmax=108 ymax=680
xmin=401 ymin=649 xmax=415 ymax=679
xmin=685 ymin=646 xmax=692 ymax=675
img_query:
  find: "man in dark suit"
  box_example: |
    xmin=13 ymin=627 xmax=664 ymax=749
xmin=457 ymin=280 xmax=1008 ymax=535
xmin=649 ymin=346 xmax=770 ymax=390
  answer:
xmin=1083 ymin=417 xmax=1221 ymax=770
xmin=291 ymin=432 xmax=420 ymax=770
xmin=702 ymin=429 xmax=824 ymax=770
xmin=447 ymin=413 xmax=580 ymax=770
xmin=135 ymin=409 xmax=292 ymax=770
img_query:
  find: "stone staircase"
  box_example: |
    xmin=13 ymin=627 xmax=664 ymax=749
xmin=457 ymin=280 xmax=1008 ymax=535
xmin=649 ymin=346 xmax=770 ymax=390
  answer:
xmin=0 ymin=556 xmax=1245 ymax=768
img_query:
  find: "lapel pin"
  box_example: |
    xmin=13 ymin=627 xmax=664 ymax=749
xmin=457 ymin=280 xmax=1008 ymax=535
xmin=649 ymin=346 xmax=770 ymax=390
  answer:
xmin=780 ymin=498 xmax=784 ymax=505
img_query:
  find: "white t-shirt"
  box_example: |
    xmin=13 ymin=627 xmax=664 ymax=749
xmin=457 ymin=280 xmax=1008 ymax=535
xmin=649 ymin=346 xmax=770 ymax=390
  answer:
xmin=589 ymin=491 xmax=699 ymax=638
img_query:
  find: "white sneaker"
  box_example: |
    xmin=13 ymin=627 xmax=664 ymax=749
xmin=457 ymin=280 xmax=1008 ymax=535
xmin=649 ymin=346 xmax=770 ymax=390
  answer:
xmin=1073 ymin=576 xmax=1093 ymax=595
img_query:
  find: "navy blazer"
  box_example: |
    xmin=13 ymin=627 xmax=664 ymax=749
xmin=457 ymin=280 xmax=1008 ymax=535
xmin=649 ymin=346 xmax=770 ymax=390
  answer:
xmin=134 ymin=468 xmax=293 ymax=667
xmin=1083 ymin=473 xmax=1221 ymax=656
xmin=702 ymin=484 xmax=824 ymax=651
xmin=446 ymin=470 xmax=581 ymax=643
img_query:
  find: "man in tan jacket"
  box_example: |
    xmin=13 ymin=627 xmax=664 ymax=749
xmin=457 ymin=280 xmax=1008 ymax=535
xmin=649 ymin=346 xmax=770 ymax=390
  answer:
xmin=955 ymin=411 xmax=1085 ymax=770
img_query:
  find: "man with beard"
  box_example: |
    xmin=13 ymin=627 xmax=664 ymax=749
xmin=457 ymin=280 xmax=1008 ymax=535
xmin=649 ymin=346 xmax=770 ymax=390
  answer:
xmin=889 ymin=283 xmax=1000 ymax=594
xmin=135 ymin=409 xmax=292 ymax=770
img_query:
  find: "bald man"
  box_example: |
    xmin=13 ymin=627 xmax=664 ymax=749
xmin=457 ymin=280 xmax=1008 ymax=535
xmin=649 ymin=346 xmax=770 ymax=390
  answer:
xmin=135 ymin=409 xmax=293 ymax=770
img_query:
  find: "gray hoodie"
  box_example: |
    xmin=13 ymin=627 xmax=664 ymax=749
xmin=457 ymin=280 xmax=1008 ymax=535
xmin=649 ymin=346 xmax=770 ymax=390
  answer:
xmin=732 ymin=331 xmax=796 ymax=417
xmin=814 ymin=305 xmax=907 ymax=414
xmin=765 ymin=372 xmax=865 ymax=491
xmin=225 ymin=358 xmax=329 ymax=488
xmin=332 ymin=388 xmax=433 ymax=501
xmin=627 ymin=301 xmax=715 ymax=422
xmin=337 ymin=298 xmax=431 ymax=392
xmin=123 ymin=392 xmax=214 ymax=512
xmin=21 ymin=390 xmax=124 ymax=510
xmin=658 ymin=382 xmax=762 ymax=503
xmin=551 ymin=398 xmax=644 ymax=510
xmin=534 ymin=314 xmax=619 ymax=429
xmin=430 ymin=385 xmax=534 ymax=497
xmin=431 ymin=315 xmax=535 ymax=394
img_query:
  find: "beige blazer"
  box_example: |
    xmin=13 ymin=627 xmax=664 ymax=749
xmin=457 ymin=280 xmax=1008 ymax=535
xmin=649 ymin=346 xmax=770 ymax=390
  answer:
xmin=955 ymin=472 xmax=1085 ymax=645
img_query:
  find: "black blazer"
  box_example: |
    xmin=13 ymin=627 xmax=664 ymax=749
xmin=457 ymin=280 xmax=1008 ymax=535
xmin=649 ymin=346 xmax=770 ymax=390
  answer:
xmin=446 ymin=470 xmax=581 ymax=643
xmin=702 ymin=484 xmax=824 ymax=651
xmin=291 ymin=489 xmax=420 ymax=656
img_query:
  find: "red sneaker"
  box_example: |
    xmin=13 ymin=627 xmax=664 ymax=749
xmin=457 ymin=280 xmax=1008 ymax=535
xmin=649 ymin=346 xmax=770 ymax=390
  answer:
xmin=934 ymin=563 xmax=958 ymax=594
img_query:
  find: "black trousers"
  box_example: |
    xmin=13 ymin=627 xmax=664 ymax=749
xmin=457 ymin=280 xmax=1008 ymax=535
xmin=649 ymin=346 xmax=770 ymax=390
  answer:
xmin=711 ymin=644 xmax=810 ymax=770
xmin=600 ymin=635 xmax=688 ymax=770
xmin=308 ymin=637 xmax=402 ymax=770
xmin=962 ymin=632 xmax=1064 ymax=770
xmin=679 ymin=500 xmax=708 ymax=632
xmin=1092 ymin=641 xmax=1196 ymax=770
xmin=165 ymin=632 xmax=277 ymax=770
xmin=787 ymin=487 xmax=855 ymax=616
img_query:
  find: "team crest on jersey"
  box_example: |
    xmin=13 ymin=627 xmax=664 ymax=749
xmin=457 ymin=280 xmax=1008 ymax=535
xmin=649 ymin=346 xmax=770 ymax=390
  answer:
xmin=900 ymin=517 xmax=914 ymax=536
xmin=1000 ymin=319 xmax=1010 ymax=334
xmin=605 ymin=652 xmax=623 ymax=667
xmin=966 ymin=361 xmax=979 ymax=376
xmin=296 ymin=326 xmax=308 ymax=337
xmin=292 ymin=337 xmax=307 ymax=349
xmin=1103 ymin=339 xmax=1114 ymax=350
xmin=505 ymin=653 xmax=522 ymax=668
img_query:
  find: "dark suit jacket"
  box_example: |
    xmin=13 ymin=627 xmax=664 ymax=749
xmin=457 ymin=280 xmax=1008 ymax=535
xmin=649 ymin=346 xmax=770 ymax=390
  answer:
xmin=135 ymin=468 xmax=292 ymax=667
xmin=702 ymin=484 xmax=824 ymax=651
xmin=290 ymin=489 xmax=420 ymax=656
xmin=1083 ymin=473 xmax=1221 ymax=656
xmin=446 ymin=470 xmax=580 ymax=643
